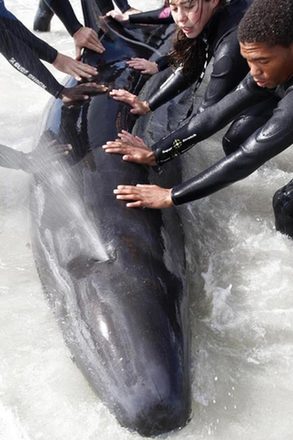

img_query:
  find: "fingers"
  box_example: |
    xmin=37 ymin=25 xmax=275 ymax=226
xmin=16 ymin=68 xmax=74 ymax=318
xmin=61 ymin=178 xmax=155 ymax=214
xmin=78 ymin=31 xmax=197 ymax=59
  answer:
xmin=106 ymin=10 xmax=126 ymax=21
xmin=70 ymin=61 xmax=98 ymax=80
xmin=113 ymin=184 xmax=173 ymax=209
xmin=53 ymin=53 xmax=97 ymax=80
xmin=73 ymin=27 xmax=105 ymax=54
xmin=117 ymin=131 xmax=137 ymax=144
xmin=53 ymin=143 xmax=73 ymax=156
xmin=109 ymin=89 xmax=135 ymax=104
xmin=127 ymin=58 xmax=158 ymax=75
xmin=114 ymin=185 xmax=144 ymax=207
xmin=62 ymin=83 xmax=108 ymax=104
xmin=79 ymin=83 xmax=108 ymax=93
xmin=117 ymin=131 xmax=146 ymax=148
xmin=102 ymin=141 xmax=138 ymax=161
xmin=82 ymin=39 xmax=105 ymax=54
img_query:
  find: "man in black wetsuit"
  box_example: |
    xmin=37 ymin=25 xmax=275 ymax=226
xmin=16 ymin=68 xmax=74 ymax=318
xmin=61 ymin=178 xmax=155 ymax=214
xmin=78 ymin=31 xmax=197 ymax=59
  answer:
xmin=0 ymin=0 xmax=103 ymax=102
xmin=105 ymin=0 xmax=293 ymax=236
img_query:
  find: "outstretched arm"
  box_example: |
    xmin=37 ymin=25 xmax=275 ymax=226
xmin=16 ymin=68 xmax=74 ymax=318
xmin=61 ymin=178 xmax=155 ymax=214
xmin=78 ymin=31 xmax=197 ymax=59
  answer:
xmin=113 ymin=86 xmax=293 ymax=209
xmin=105 ymin=75 xmax=268 ymax=167
xmin=0 ymin=10 xmax=98 ymax=80
xmin=0 ymin=141 xmax=71 ymax=173
xmin=44 ymin=0 xmax=105 ymax=56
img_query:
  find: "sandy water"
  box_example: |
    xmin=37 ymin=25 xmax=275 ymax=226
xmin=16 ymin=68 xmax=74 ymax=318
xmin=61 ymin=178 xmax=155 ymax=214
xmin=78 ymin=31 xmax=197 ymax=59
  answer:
xmin=0 ymin=1 xmax=293 ymax=439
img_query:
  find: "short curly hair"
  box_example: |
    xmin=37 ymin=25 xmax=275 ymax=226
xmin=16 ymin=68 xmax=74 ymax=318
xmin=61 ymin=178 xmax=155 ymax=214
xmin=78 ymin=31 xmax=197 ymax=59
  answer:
xmin=238 ymin=0 xmax=293 ymax=47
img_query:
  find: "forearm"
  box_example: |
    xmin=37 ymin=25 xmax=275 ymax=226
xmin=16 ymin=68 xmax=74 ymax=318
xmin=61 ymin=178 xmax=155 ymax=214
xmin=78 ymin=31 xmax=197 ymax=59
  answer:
xmin=114 ymin=0 xmax=131 ymax=13
xmin=0 ymin=16 xmax=57 ymax=63
xmin=0 ymin=144 xmax=28 ymax=171
xmin=148 ymin=68 xmax=194 ymax=112
xmin=153 ymin=75 xmax=269 ymax=165
xmin=0 ymin=27 xmax=63 ymax=97
xmin=172 ymin=93 xmax=293 ymax=205
xmin=44 ymin=0 xmax=82 ymax=36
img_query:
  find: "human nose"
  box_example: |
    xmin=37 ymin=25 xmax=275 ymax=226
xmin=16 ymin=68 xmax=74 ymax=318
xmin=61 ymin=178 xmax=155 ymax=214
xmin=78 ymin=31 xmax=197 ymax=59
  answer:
xmin=249 ymin=62 xmax=262 ymax=78
xmin=176 ymin=7 xmax=188 ymax=24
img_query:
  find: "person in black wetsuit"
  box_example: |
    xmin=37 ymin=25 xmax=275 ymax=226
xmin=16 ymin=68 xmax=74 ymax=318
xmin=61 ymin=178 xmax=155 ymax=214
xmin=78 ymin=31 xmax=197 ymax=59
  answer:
xmin=108 ymin=0 xmax=173 ymax=75
xmin=108 ymin=0 xmax=251 ymax=127
xmin=33 ymin=0 xmax=105 ymax=58
xmin=33 ymin=0 xmax=140 ymax=32
xmin=104 ymin=0 xmax=293 ymax=238
xmin=0 ymin=0 xmax=103 ymax=102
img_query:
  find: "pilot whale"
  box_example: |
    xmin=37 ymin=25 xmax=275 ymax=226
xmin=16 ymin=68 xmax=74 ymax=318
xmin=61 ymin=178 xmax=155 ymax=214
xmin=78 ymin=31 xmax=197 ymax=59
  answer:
xmin=30 ymin=2 xmax=191 ymax=436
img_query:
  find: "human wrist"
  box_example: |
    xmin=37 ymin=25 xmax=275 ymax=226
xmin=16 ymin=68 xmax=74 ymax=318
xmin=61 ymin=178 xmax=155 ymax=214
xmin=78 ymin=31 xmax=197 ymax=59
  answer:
xmin=142 ymin=100 xmax=151 ymax=114
xmin=147 ymin=150 xmax=157 ymax=166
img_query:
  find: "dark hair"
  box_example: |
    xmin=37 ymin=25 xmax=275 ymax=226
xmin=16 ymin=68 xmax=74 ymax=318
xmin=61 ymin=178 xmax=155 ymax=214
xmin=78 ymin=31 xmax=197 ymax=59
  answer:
xmin=238 ymin=0 xmax=293 ymax=47
xmin=168 ymin=0 xmax=228 ymax=78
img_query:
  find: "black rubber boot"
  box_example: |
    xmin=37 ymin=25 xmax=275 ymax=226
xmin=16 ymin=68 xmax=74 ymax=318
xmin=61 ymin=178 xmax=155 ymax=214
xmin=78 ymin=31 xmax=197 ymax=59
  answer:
xmin=33 ymin=0 xmax=54 ymax=32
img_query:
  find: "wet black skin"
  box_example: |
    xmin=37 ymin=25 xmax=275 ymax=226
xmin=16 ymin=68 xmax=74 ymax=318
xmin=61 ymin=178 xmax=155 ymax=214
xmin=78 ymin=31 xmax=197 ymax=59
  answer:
xmin=30 ymin=14 xmax=191 ymax=437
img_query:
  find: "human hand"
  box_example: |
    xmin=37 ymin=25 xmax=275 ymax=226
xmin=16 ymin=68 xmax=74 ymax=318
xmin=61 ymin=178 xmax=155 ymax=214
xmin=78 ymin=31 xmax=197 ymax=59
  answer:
xmin=73 ymin=26 xmax=105 ymax=59
xmin=61 ymin=83 xmax=108 ymax=103
xmin=53 ymin=52 xmax=98 ymax=80
xmin=106 ymin=10 xmax=126 ymax=21
xmin=106 ymin=7 xmax=141 ymax=22
xmin=103 ymin=131 xmax=156 ymax=166
xmin=109 ymin=89 xmax=150 ymax=115
xmin=23 ymin=140 xmax=72 ymax=173
xmin=127 ymin=58 xmax=159 ymax=75
xmin=113 ymin=184 xmax=173 ymax=209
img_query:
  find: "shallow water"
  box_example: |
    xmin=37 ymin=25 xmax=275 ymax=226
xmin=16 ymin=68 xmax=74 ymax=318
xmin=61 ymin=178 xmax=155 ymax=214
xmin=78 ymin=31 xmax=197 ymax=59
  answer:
xmin=0 ymin=1 xmax=293 ymax=439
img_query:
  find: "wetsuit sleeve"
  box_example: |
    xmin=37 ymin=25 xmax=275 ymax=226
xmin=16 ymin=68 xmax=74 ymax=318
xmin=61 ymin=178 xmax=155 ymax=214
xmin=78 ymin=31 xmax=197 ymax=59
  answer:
xmin=171 ymin=87 xmax=293 ymax=205
xmin=148 ymin=68 xmax=195 ymax=111
xmin=156 ymin=55 xmax=170 ymax=72
xmin=114 ymin=0 xmax=131 ymax=13
xmin=44 ymin=0 xmax=82 ymax=36
xmin=129 ymin=7 xmax=173 ymax=25
xmin=0 ymin=26 xmax=63 ymax=97
xmin=0 ymin=144 xmax=27 ymax=170
xmin=153 ymin=75 xmax=269 ymax=164
xmin=199 ymin=29 xmax=249 ymax=111
xmin=0 ymin=6 xmax=57 ymax=63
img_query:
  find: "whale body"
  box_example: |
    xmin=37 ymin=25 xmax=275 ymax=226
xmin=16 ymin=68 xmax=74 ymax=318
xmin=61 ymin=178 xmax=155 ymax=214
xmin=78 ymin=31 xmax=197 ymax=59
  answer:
xmin=30 ymin=7 xmax=191 ymax=437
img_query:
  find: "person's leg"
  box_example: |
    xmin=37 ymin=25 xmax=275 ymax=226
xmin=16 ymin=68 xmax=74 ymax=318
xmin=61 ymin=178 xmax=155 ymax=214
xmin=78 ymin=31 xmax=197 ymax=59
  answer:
xmin=273 ymin=180 xmax=293 ymax=238
xmin=33 ymin=0 xmax=54 ymax=32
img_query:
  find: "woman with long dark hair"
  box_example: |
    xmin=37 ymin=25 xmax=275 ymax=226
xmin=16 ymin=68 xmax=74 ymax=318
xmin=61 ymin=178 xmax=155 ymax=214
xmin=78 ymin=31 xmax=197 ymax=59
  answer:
xmin=108 ymin=0 xmax=251 ymax=117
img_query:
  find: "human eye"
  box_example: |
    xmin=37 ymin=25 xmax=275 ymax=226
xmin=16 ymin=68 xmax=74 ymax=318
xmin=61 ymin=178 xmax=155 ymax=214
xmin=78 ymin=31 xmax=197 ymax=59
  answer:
xmin=187 ymin=0 xmax=198 ymax=9
xmin=258 ymin=59 xmax=270 ymax=65
xmin=169 ymin=4 xmax=178 ymax=12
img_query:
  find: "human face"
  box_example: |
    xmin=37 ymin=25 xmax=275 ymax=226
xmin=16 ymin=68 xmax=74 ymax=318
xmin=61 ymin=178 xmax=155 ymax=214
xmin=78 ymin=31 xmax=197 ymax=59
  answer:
xmin=240 ymin=41 xmax=293 ymax=89
xmin=169 ymin=0 xmax=220 ymax=39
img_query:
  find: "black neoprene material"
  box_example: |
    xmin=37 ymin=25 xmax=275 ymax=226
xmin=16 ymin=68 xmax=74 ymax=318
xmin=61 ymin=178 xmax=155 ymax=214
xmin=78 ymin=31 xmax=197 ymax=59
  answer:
xmin=44 ymin=0 xmax=83 ymax=35
xmin=0 ymin=4 xmax=63 ymax=97
xmin=166 ymin=76 xmax=293 ymax=205
xmin=129 ymin=8 xmax=173 ymax=25
xmin=147 ymin=0 xmax=251 ymax=112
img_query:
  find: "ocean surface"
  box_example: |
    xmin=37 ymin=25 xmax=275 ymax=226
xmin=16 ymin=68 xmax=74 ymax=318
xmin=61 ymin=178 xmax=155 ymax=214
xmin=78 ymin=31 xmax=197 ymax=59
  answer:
xmin=0 ymin=1 xmax=293 ymax=439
